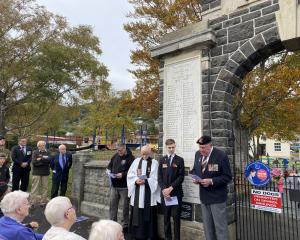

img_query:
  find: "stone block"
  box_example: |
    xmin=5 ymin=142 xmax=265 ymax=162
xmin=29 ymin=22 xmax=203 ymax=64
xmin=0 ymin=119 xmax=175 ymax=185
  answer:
xmin=223 ymin=42 xmax=239 ymax=54
xmin=255 ymin=22 xmax=276 ymax=34
xmin=214 ymin=80 xmax=228 ymax=92
xmin=202 ymin=119 xmax=210 ymax=129
xmin=250 ymin=34 xmax=265 ymax=50
xmin=217 ymin=36 xmax=228 ymax=45
xmin=240 ymin=41 xmax=255 ymax=58
xmin=212 ymin=129 xmax=232 ymax=137
xmin=210 ymin=22 xmax=222 ymax=31
xmin=202 ymin=94 xmax=210 ymax=105
xmin=250 ymin=0 xmax=272 ymax=12
xmin=202 ymin=4 xmax=209 ymax=12
xmin=212 ymin=136 xmax=229 ymax=146
xmin=262 ymin=4 xmax=279 ymax=15
xmin=224 ymin=60 xmax=239 ymax=74
xmin=209 ymin=15 xmax=228 ymax=26
xmin=231 ymin=50 xmax=247 ymax=65
xmin=211 ymin=54 xmax=228 ymax=68
xmin=223 ymin=17 xmax=241 ymax=28
xmin=229 ymin=8 xmax=249 ymax=19
xmin=211 ymin=46 xmax=223 ymax=57
xmin=255 ymin=13 xmax=276 ymax=27
xmin=210 ymin=0 xmax=221 ymax=9
xmin=242 ymin=11 xmax=261 ymax=22
xmin=228 ymin=21 xmax=254 ymax=43
xmin=262 ymin=27 xmax=280 ymax=44
xmin=210 ymin=67 xmax=222 ymax=75
xmin=216 ymin=29 xmax=227 ymax=38
xmin=210 ymin=101 xmax=230 ymax=112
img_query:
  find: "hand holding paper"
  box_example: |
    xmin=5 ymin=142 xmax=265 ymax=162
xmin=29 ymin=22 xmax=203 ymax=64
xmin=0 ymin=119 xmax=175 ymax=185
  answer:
xmin=164 ymin=196 xmax=178 ymax=206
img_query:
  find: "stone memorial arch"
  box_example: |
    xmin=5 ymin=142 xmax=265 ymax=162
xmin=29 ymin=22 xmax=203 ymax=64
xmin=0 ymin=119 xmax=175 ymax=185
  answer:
xmin=71 ymin=1 xmax=300 ymax=240
xmin=150 ymin=0 xmax=300 ymax=239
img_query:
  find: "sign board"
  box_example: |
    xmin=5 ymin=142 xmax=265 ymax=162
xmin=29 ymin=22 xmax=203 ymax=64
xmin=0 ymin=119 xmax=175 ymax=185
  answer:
xmin=245 ymin=161 xmax=271 ymax=186
xmin=181 ymin=202 xmax=193 ymax=221
xmin=251 ymin=189 xmax=282 ymax=213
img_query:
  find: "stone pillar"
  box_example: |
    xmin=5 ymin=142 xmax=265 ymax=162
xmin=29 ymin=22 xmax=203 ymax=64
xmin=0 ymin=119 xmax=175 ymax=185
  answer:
xmin=71 ymin=152 xmax=94 ymax=212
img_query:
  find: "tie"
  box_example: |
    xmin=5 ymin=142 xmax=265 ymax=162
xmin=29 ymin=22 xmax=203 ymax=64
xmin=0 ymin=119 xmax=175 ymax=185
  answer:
xmin=62 ymin=154 xmax=66 ymax=168
xmin=22 ymin=146 xmax=26 ymax=155
xmin=168 ymin=155 xmax=172 ymax=165
xmin=201 ymin=156 xmax=208 ymax=173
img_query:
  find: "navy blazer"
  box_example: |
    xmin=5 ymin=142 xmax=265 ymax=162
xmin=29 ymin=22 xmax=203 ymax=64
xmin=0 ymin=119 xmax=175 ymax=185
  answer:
xmin=50 ymin=152 xmax=72 ymax=183
xmin=191 ymin=147 xmax=232 ymax=204
xmin=0 ymin=216 xmax=43 ymax=240
xmin=158 ymin=154 xmax=185 ymax=197
xmin=11 ymin=145 xmax=32 ymax=170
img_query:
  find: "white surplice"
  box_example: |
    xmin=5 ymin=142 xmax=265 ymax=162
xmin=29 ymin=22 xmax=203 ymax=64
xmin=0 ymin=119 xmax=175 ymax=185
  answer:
xmin=127 ymin=157 xmax=161 ymax=208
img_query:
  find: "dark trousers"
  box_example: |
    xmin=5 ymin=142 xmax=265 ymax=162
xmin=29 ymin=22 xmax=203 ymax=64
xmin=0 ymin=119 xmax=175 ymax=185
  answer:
xmin=163 ymin=197 xmax=182 ymax=240
xmin=12 ymin=167 xmax=30 ymax=191
xmin=51 ymin=178 xmax=68 ymax=198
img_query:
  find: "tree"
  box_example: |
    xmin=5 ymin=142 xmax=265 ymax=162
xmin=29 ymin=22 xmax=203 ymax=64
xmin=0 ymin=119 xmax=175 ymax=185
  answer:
xmin=0 ymin=0 xmax=108 ymax=135
xmin=78 ymin=80 xmax=136 ymax=141
xmin=235 ymin=51 xmax=300 ymax=156
xmin=124 ymin=0 xmax=202 ymax=120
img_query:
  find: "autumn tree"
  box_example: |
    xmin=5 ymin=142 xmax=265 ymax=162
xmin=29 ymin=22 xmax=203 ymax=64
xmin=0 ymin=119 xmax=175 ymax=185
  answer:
xmin=0 ymin=0 xmax=108 ymax=135
xmin=124 ymin=0 xmax=202 ymax=120
xmin=235 ymin=51 xmax=300 ymax=156
xmin=78 ymin=80 xmax=136 ymax=141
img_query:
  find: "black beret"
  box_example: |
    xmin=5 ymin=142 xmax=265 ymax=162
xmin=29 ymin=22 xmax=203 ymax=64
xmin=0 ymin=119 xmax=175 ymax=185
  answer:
xmin=196 ymin=135 xmax=212 ymax=145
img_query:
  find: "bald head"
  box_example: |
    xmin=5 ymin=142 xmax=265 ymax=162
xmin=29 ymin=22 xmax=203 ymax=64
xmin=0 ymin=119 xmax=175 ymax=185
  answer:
xmin=141 ymin=145 xmax=151 ymax=160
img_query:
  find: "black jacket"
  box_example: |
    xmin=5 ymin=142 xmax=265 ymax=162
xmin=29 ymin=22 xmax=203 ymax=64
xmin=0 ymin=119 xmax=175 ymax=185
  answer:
xmin=31 ymin=149 xmax=52 ymax=176
xmin=191 ymin=147 xmax=232 ymax=204
xmin=158 ymin=154 xmax=185 ymax=197
xmin=107 ymin=148 xmax=135 ymax=188
xmin=0 ymin=165 xmax=9 ymax=197
xmin=11 ymin=145 xmax=32 ymax=170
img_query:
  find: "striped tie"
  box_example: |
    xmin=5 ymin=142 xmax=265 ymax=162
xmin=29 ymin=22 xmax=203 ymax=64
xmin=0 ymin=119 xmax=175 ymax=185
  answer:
xmin=201 ymin=156 xmax=208 ymax=173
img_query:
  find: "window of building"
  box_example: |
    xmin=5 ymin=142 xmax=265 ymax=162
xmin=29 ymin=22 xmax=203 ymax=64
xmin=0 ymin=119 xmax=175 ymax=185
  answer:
xmin=274 ymin=143 xmax=281 ymax=152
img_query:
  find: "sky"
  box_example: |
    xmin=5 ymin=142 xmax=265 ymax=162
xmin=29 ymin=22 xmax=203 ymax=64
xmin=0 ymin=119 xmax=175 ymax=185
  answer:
xmin=36 ymin=0 xmax=136 ymax=90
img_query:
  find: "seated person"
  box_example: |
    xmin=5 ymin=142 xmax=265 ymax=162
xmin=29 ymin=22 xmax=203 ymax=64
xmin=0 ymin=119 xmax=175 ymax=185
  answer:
xmin=89 ymin=220 xmax=124 ymax=240
xmin=0 ymin=191 xmax=43 ymax=240
xmin=43 ymin=196 xmax=86 ymax=240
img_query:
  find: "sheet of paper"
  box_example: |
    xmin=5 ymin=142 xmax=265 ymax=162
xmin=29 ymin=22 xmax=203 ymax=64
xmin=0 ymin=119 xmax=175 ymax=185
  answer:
xmin=106 ymin=169 xmax=117 ymax=178
xmin=189 ymin=174 xmax=202 ymax=181
xmin=138 ymin=175 xmax=147 ymax=180
xmin=164 ymin=196 xmax=179 ymax=206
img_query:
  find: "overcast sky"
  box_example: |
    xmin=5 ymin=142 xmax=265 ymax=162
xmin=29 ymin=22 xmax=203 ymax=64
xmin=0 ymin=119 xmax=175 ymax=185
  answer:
xmin=36 ymin=0 xmax=136 ymax=90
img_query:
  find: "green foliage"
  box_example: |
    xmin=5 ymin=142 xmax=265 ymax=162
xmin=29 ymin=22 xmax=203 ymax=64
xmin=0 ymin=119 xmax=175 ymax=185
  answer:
xmin=0 ymin=0 xmax=108 ymax=136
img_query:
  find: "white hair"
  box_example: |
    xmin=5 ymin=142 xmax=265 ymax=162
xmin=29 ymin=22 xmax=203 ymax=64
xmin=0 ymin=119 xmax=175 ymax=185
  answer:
xmin=44 ymin=196 xmax=72 ymax=226
xmin=89 ymin=220 xmax=122 ymax=240
xmin=37 ymin=140 xmax=46 ymax=147
xmin=0 ymin=191 xmax=29 ymax=215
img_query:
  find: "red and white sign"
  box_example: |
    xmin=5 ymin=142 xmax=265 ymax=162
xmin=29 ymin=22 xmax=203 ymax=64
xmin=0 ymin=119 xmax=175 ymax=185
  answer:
xmin=251 ymin=189 xmax=282 ymax=213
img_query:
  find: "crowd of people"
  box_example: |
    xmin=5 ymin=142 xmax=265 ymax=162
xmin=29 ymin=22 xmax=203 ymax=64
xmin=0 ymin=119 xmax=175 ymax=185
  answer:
xmin=0 ymin=134 xmax=232 ymax=240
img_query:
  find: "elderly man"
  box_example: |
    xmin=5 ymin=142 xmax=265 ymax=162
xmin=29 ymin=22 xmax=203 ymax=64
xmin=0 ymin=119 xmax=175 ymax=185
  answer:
xmin=31 ymin=141 xmax=52 ymax=205
xmin=127 ymin=145 xmax=160 ymax=240
xmin=0 ymin=191 xmax=43 ymax=240
xmin=191 ymin=135 xmax=232 ymax=240
xmin=0 ymin=135 xmax=11 ymax=167
xmin=43 ymin=196 xmax=85 ymax=240
xmin=107 ymin=144 xmax=135 ymax=233
xmin=11 ymin=137 xmax=32 ymax=191
xmin=50 ymin=144 xmax=72 ymax=198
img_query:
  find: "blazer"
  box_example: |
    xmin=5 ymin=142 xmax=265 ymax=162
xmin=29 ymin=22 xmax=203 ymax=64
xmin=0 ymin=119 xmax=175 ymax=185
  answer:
xmin=11 ymin=145 xmax=32 ymax=170
xmin=50 ymin=152 xmax=72 ymax=183
xmin=191 ymin=147 xmax=232 ymax=204
xmin=0 ymin=216 xmax=43 ymax=240
xmin=31 ymin=149 xmax=52 ymax=176
xmin=158 ymin=154 xmax=185 ymax=197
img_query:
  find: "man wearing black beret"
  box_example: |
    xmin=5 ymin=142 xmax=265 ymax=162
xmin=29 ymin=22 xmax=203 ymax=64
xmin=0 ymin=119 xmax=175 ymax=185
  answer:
xmin=191 ymin=135 xmax=232 ymax=240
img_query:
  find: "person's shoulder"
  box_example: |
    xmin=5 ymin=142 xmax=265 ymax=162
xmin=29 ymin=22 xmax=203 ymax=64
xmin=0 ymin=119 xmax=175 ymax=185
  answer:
xmin=67 ymin=231 xmax=86 ymax=240
xmin=174 ymin=154 xmax=184 ymax=161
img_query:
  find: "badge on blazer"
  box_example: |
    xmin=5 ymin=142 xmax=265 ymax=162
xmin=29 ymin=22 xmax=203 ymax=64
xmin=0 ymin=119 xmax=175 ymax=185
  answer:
xmin=162 ymin=164 xmax=168 ymax=168
xmin=208 ymin=164 xmax=219 ymax=172
xmin=121 ymin=160 xmax=126 ymax=165
xmin=26 ymin=151 xmax=31 ymax=155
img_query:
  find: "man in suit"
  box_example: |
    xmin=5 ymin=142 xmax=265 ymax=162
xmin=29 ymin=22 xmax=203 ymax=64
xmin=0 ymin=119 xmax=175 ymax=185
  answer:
xmin=191 ymin=135 xmax=232 ymax=240
xmin=158 ymin=139 xmax=185 ymax=240
xmin=11 ymin=137 xmax=32 ymax=191
xmin=50 ymin=144 xmax=72 ymax=198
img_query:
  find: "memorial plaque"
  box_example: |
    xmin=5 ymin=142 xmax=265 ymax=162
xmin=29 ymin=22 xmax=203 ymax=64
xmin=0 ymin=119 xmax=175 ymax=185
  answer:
xmin=163 ymin=57 xmax=202 ymax=167
xmin=181 ymin=202 xmax=193 ymax=221
xmin=183 ymin=175 xmax=200 ymax=204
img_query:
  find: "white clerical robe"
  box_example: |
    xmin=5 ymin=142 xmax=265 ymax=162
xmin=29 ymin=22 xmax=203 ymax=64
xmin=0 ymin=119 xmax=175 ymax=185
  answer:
xmin=127 ymin=158 xmax=161 ymax=208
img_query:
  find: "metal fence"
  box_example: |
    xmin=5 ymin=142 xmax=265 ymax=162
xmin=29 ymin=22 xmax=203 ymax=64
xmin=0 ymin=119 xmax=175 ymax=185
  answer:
xmin=235 ymin=173 xmax=300 ymax=240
